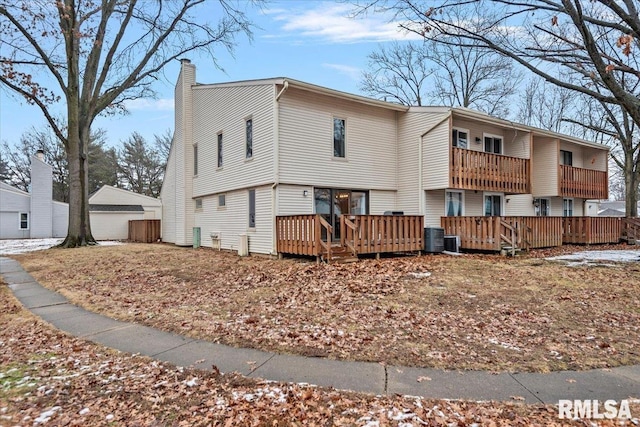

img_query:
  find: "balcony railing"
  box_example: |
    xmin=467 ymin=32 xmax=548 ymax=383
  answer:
xmin=559 ymin=165 xmax=608 ymax=199
xmin=450 ymin=147 xmax=530 ymax=194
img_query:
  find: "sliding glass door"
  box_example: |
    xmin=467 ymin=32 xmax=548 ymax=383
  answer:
xmin=314 ymin=188 xmax=368 ymax=241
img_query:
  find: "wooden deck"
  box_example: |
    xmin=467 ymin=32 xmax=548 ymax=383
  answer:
xmin=559 ymin=165 xmax=608 ymax=199
xmin=276 ymin=214 xmax=423 ymax=261
xmin=450 ymin=147 xmax=530 ymax=194
xmin=442 ymin=216 xmax=624 ymax=251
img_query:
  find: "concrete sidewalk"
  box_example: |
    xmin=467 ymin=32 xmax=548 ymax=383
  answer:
xmin=2 ymin=256 xmax=638 ymax=404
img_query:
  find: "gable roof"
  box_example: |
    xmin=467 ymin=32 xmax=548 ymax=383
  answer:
xmin=89 ymin=185 xmax=162 ymax=206
xmin=0 ymin=181 xmax=29 ymax=196
xmin=89 ymin=204 xmax=144 ymax=212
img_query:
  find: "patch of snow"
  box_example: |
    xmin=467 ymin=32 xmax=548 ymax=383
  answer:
xmin=183 ymin=377 xmax=198 ymax=387
xmin=34 ymin=406 xmax=61 ymax=424
xmin=407 ymin=272 xmax=432 ymax=279
xmin=79 ymin=408 xmax=90 ymax=415
xmin=488 ymin=338 xmax=521 ymax=352
xmin=547 ymin=250 xmax=640 ymax=264
xmin=106 ymin=414 xmax=114 ymax=421
xmin=0 ymin=239 xmax=124 ymax=255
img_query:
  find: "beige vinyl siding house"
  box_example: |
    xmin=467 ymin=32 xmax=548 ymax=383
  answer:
xmin=161 ymin=60 xmax=610 ymax=255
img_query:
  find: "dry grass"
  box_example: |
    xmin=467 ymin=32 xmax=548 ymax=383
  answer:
xmin=13 ymin=243 xmax=640 ymax=372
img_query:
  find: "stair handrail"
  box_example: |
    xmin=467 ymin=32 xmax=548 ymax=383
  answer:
xmin=499 ymin=218 xmax=518 ymax=256
xmin=341 ymin=215 xmax=358 ymax=256
xmin=317 ymin=214 xmax=333 ymax=260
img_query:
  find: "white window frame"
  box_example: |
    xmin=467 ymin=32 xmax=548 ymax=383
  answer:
xmin=19 ymin=212 xmax=29 ymax=230
xmin=245 ymin=116 xmax=253 ymax=160
xmin=483 ymin=133 xmax=503 ymax=155
xmin=483 ymin=192 xmax=504 ymax=216
xmin=563 ymin=198 xmax=574 ymax=217
xmin=218 ymin=194 xmax=226 ymax=208
xmin=534 ymin=198 xmax=551 ymax=217
xmin=444 ymin=190 xmax=465 ymax=216
xmin=193 ymin=144 xmax=198 ymax=176
xmin=452 ymin=127 xmax=469 ymax=149
xmin=217 ymin=131 xmax=223 ymax=169
xmin=332 ymin=116 xmax=347 ymax=159
xmin=195 ymin=198 xmax=203 ymax=210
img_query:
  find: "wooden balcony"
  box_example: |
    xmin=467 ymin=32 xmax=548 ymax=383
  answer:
xmin=442 ymin=216 xmax=622 ymax=251
xmin=276 ymin=214 xmax=423 ymax=261
xmin=559 ymin=165 xmax=608 ymax=199
xmin=450 ymin=147 xmax=530 ymax=194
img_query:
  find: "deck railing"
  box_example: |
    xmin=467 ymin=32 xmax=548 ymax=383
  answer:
xmin=559 ymin=165 xmax=608 ymax=199
xmin=275 ymin=214 xmax=332 ymax=259
xmin=623 ymin=218 xmax=640 ymax=242
xmin=562 ymin=217 xmax=621 ymax=244
xmin=276 ymin=214 xmax=423 ymax=259
xmin=442 ymin=216 xmax=623 ymax=250
xmin=450 ymin=147 xmax=530 ymax=194
xmin=340 ymin=215 xmax=423 ymax=255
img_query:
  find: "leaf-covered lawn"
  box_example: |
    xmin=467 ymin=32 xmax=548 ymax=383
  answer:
xmin=14 ymin=243 xmax=640 ymax=372
xmin=3 ymin=285 xmax=638 ymax=426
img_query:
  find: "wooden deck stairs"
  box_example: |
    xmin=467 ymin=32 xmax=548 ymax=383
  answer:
xmin=622 ymin=218 xmax=640 ymax=245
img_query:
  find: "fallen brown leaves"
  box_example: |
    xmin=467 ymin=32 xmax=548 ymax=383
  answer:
xmin=12 ymin=243 xmax=640 ymax=372
xmin=3 ymin=284 xmax=637 ymax=426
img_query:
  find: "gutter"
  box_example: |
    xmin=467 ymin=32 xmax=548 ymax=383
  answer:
xmin=272 ymin=81 xmax=289 ymax=254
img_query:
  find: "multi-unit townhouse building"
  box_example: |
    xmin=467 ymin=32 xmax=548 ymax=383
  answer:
xmin=161 ymin=59 xmax=611 ymax=256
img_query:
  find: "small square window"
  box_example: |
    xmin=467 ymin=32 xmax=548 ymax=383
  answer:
xmin=19 ymin=212 xmax=29 ymax=229
xmin=195 ymin=198 xmax=203 ymax=210
xmin=218 ymin=194 xmax=226 ymax=207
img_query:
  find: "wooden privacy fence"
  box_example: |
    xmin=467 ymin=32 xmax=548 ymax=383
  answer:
xmin=562 ymin=217 xmax=622 ymax=244
xmin=450 ymin=147 xmax=530 ymax=194
xmin=275 ymin=214 xmax=332 ymax=258
xmin=128 ymin=219 xmax=161 ymax=243
xmin=340 ymin=215 xmax=423 ymax=255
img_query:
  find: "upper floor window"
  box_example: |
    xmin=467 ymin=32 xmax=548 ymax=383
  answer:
xmin=333 ymin=118 xmax=345 ymax=158
xmin=195 ymin=198 xmax=203 ymax=210
xmin=452 ymin=129 xmax=468 ymax=149
xmin=19 ymin=212 xmax=29 ymax=230
xmin=484 ymin=135 xmax=502 ymax=154
xmin=193 ymin=145 xmax=198 ymax=176
xmin=246 ymin=118 xmax=253 ymax=159
xmin=218 ymin=194 xmax=226 ymax=207
xmin=217 ymin=133 xmax=223 ymax=168
xmin=560 ymin=150 xmax=573 ymax=166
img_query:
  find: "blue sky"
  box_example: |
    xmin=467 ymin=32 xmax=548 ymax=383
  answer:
xmin=0 ymin=1 xmax=420 ymax=148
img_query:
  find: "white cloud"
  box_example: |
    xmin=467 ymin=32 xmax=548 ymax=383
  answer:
xmin=322 ymin=63 xmax=361 ymax=81
xmin=266 ymin=2 xmax=422 ymax=44
xmin=123 ymin=98 xmax=173 ymax=111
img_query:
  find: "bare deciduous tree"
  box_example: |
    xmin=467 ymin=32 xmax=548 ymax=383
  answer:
xmin=0 ymin=0 xmax=257 ymax=246
xmin=363 ymin=0 xmax=640 ymax=215
xmin=360 ymin=41 xmax=433 ymax=105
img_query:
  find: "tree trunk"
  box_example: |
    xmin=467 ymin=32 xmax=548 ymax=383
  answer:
xmin=624 ymin=151 xmax=639 ymax=218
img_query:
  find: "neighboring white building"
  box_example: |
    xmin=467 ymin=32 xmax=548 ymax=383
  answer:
xmin=1 ymin=157 xmax=162 ymax=241
xmin=88 ymin=185 xmax=162 ymax=240
xmin=161 ymin=60 xmax=609 ymax=255
xmin=0 ymin=153 xmax=69 ymax=239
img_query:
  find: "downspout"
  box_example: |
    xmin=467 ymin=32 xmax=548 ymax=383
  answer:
xmin=272 ymin=81 xmax=289 ymax=254
xmin=419 ymin=111 xmax=453 ymax=220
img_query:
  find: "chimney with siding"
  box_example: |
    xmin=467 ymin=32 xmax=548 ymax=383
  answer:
xmin=30 ymin=152 xmax=53 ymax=238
